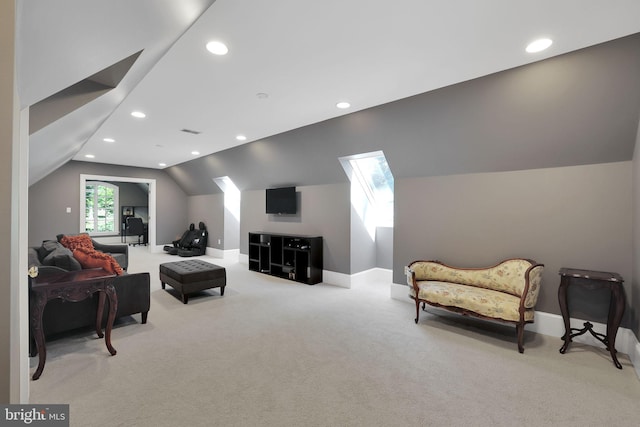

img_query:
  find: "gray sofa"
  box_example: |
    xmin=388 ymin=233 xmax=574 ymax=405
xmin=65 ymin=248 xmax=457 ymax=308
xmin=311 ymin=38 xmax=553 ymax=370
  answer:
xmin=28 ymin=237 xmax=150 ymax=353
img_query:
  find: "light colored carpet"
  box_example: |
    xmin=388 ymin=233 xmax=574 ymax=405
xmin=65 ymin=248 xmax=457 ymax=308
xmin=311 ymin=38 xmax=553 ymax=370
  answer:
xmin=29 ymin=247 xmax=640 ymax=427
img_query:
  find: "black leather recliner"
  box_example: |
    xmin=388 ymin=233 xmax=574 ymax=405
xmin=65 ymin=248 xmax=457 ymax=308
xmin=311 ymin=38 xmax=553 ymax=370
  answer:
xmin=163 ymin=222 xmax=208 ymax=257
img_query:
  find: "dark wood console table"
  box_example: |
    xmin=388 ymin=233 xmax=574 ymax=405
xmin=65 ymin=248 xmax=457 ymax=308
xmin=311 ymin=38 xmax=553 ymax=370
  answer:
xmin=29 ymin=268 xmax=118 ymax=380
xmin=557 ymin=267 xmax=625 ymax=369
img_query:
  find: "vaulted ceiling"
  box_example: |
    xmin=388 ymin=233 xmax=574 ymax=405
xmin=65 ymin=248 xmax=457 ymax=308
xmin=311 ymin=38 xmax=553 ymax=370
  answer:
xmin=18 ymin=0 xmax=640 ymax=185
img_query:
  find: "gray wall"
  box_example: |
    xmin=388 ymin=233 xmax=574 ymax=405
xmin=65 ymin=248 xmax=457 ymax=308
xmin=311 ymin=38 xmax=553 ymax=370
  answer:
xmin=167 ymin=33 xmax=640 ymax=195
xmin=117 ymin=182 xmax=148 ymax=209
xmin=394 ymin=162 xmax=633 ymax=325
xmin=633 ymin=118 xmax=640 ymax=337
xmin=376 ymin=227 xmax=393 ymax=270
xmin=162 ymin=34 xmax=640 ymax=336
xmin=350 ymin=203 xmax=377 ymax=273
xmin=240 ymin=184 xmax=351 ymax=274
xmin=187 ymin=194 xmax=224 ymax=250
xmin=29 ymin=160 xmax=188 ymax=246
xmin=224 ymin=200 xmax=240 ymax=250
xmin=25 ymin=34 xmax=640 ymax=343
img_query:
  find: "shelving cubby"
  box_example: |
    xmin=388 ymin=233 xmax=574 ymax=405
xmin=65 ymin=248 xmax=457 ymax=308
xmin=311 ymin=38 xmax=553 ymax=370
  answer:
xmin=248 ymin=232 xmax=323 ymax=285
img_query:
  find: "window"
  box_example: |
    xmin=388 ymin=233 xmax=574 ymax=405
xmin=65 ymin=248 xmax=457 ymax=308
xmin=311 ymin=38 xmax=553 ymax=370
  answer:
xmin=84 ymin=181 xmax=119 ymax=235
xmin=339 ymin=150 xmax=394 ymax=228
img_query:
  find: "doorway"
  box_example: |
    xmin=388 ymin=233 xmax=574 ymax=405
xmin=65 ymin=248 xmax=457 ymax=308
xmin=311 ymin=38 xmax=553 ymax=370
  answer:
xmin=80 ymin=174 xmax=157 ymax=247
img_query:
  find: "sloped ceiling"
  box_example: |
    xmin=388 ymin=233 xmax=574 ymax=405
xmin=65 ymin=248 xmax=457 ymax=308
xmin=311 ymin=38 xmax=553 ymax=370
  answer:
xmin=18 ymin=1 xmax=640 ymax=185
xmin=166 ymin=33 xmax=640 ymax=194
xmin=19 ymin=0 xmax=217 ymax=184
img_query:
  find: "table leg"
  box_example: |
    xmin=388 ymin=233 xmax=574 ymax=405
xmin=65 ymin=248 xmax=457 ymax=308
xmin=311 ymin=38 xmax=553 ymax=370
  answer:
xmin=558 ymin=277 xmax=571 ymax=354
xmin=104 ymin=283 xmax=118 ymax=356
xmin=96 ymin=291 xmax=105 ymax=338
xmin=30 ymin=292 xmax=48 ymax=380
xmin=607 ymin=286 xmax=625 ymax=369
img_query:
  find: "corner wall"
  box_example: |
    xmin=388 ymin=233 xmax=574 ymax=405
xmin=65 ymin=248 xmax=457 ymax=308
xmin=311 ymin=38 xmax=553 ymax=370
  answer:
xmin=394 ymin=162 xmax=633 ymax=325
xmin=240 ymin=183 xmax=351 ymax=274
xmin=187 ymin=194 xmax=225 ymax=250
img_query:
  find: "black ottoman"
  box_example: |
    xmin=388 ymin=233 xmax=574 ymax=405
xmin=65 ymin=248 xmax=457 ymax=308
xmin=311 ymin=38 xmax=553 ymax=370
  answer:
xmin=159 ymin=259 xmax=226 ymax=304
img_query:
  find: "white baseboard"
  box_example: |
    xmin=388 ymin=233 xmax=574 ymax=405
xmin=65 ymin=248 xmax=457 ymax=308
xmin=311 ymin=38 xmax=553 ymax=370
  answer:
xmin=235 ymin=261 xmax=640 ymax=379
xmin=532 ymin=311 xmax=640 ymax=379
xmin=323 ymin=268 xmax=392 ymax=289
xmin=322 ymin=270 xmax=351 ymax=288
xmin=205 ymin=247 xmax=239 ymax=260
xmin=390 ymin=284 xmax=640 ymax=379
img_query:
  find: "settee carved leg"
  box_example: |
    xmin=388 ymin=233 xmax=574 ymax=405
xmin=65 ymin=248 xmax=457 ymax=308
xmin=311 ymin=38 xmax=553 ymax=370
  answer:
xmin=516 ymin=324 xmax=524 ymax=353
xmin=414 ymin=300 xmax=420 ymax=324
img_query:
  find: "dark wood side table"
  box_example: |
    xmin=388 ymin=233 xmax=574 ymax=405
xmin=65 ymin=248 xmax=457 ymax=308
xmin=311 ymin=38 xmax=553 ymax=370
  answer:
xmin=557 ymin=267 xmax=625 ymax=369
xmin=29 ymin=268 xmax=118 ymax=380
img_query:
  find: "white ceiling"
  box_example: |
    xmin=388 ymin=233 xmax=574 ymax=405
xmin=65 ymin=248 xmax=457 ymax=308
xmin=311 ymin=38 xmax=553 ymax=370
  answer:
xmin=19 ymin=0 xmax=640 ymax=184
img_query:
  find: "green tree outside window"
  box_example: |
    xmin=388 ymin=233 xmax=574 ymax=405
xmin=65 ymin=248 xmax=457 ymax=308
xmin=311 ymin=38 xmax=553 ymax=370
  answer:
xmin=85 ymin=182 xmax=118 ymax=234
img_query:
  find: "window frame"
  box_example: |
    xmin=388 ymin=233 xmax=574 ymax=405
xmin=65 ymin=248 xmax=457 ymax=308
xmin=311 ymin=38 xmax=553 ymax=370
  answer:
xmin=84 ymin=181 xmax=119 ymax=236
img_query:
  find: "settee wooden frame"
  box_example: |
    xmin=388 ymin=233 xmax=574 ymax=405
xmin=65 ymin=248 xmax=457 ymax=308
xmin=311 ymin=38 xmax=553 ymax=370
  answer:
xmin=406 ymin=258 xmax=544 ymax=353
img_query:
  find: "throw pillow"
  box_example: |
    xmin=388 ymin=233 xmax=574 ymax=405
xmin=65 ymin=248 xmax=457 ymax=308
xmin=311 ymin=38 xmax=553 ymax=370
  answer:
xmin=72 ymin=247 xmax=124 ymax=275
xmin=38 ymin=239 xmax=60 ymax=259
xmin=42 ymin=246 xmax=82 ymax=271
xmin=60 ymin=234 xmax=95 ymax=252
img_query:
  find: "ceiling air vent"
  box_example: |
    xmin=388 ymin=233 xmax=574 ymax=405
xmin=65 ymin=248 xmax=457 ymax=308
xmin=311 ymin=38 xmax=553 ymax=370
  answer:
xmin=181 ymin=128 xmax=202 ymax=135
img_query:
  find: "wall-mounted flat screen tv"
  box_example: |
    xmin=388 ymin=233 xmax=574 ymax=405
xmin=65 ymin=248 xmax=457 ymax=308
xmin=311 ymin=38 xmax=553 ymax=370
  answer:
xmin=266 ymin=186 xmax=297 ymax=214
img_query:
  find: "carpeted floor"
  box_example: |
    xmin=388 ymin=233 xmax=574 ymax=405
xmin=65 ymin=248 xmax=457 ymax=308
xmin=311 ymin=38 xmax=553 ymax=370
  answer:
xmin=28 ymin=247 xmax=640 ymax=427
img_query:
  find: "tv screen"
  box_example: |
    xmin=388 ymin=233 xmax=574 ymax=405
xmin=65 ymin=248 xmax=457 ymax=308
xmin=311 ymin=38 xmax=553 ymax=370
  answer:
xmin=266 ymin=187 xmax=297 ymax=214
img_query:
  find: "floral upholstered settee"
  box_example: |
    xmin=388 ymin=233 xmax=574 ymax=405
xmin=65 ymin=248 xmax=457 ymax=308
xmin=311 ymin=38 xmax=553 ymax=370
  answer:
xmin=405 ymin=258 xmax=544 ymax=353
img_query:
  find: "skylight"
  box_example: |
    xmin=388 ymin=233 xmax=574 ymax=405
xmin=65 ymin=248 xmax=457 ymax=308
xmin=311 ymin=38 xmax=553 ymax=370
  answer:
xmin=339 ymin=151 xmax=394 ymax=229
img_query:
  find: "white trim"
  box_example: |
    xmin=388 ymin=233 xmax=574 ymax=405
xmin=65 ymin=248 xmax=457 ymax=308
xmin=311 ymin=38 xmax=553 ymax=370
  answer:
xmin=12 ymin=107 xmax=30 ymax=402
xmin=80 ymin=174 xmax=156 ymax=248
xmin=235 ymin=262 xmax=640 ymax=380
xmin=322 ymin=270 xmax=351 ymax=288
xmin=83 ymin=181 xmax=119 ymax=235
xmin=533 ymin=312 xmax=640 ymax=380
xmin=389 ymin=286 xmax=640 ymax=379
xmin=321 ymin=267 xmax=392 ymax=289
xmin=206 ymin=247 xmax=239 ymax=261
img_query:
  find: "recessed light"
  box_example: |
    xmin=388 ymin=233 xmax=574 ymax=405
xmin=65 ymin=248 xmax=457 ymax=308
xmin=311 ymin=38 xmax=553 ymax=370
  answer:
xmin=191 ymin=151 xmax=200 ymax=155
xmin=206 ymin=41 xmax=229 ymax=55
xmin=236 ymin=135 xmax=247 ymax=141
xmin=159 ymin=162 xmax=167 ymax=167
xmin=526 ymin=38 xmax=553 ymax=53
xmin=103 ymin=138 xmax=115 ymax=143
xmin=131 ymin=111 xmax=146 ymax=118
xmin=85 ymin=154 xmax=95 ymax=159
xmin=336 ymin=102 xmax=351 ymax=109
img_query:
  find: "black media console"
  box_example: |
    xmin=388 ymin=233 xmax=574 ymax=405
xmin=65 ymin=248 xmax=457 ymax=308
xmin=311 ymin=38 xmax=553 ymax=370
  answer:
xmin=248 ymin=232 xmax=323 ymax=285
